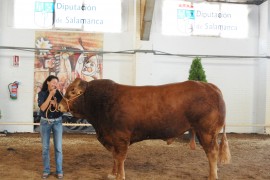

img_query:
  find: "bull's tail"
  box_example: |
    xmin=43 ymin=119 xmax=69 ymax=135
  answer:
xmin=218 ymin=125 xmax=231 ymax=164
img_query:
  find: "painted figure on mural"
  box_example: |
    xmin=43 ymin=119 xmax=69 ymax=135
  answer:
xmin=75 ymin=54 xmax=101 ymax=81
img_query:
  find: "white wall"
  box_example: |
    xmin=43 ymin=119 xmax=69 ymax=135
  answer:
xmin=0 ymin=0 xmax=36 ymax=132
xmin=259 ymin=0 xmax=270 ymax=134
xmin=0 ymin=0 xmax=269 ymax=133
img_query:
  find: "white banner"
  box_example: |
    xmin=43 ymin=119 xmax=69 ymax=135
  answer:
xmin=54 ymin=0 xmax=122 ymax=32
xmin=162 ymin=1 xmax=249 ymax=38
xmin=13 ymin=0 xmax=122 ymax=32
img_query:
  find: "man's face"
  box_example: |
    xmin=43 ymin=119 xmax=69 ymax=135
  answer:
xmin=47 ymin=78 xmax=58 ymax=91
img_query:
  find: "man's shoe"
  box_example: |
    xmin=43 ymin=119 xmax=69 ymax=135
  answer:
xmin=42 ymin=173 xmax=50 ymax=179
xmin=57 ymin=174 xmax=63 ymax=179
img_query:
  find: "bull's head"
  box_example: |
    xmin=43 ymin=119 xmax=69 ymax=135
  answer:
xmin=58 ymin=78 xmax=87 ymax=113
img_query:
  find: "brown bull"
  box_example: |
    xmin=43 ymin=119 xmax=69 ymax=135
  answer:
xmin=58 ymin=78 xmax=231 ymax=180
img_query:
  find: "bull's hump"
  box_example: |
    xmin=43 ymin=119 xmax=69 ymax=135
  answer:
xmin=88 ymin=79 xmax=115 ymax=86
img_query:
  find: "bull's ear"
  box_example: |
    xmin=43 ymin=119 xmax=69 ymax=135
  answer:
xmin=73 ymin=78 xmax=82 ymax=86
xmin=77 ymin=79 xmax=87 ymax=95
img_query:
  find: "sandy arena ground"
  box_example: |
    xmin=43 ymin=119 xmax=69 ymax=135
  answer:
xmin=0 ymin=133 xmax=270 ymax=180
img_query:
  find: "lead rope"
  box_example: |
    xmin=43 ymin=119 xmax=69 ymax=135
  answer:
xmin=45 ymin=90 xmax=62 ymax=121
xmin=45 ymin=101 xmax=57 ymax=121
xmin=45 ymin=95 xmax=60 ymax=123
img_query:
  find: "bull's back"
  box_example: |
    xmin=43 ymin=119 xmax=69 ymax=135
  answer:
xmin=114 ymin=81 xmax=223 ymax=117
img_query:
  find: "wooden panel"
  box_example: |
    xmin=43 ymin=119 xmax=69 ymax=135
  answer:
xmin=140 ymin=0 xmax=155 ymax=40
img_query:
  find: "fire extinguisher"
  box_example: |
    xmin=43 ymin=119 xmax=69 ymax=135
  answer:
xmin=8 ymin=81 xmax=19 ymax=99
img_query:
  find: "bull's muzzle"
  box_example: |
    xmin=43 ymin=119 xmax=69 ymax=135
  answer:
xmin=58 ymin=103 xmax=63 ymax=112
xmin=58 ymin=101 xmax=67 ymax=112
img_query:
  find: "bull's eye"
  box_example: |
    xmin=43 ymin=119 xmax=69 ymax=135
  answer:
xmin=70 ymin=88 xmax=76 ymax=95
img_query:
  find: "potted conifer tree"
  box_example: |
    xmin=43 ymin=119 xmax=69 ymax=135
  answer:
xmin=188 ymin=57 xmax=207 ymax=82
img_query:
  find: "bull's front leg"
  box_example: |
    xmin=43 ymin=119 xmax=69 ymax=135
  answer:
xmin=107 ymin=155 xmax=126 ymax=180
xmin=107 ymin=160 xmax=117 ymax=179
xmin=115 ymin=156 xmax=126 ymax=180
xmin=108 ymin=140 xmax=129 ymax=180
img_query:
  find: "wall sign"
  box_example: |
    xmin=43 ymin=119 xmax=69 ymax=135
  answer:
xmin=162 ymin=1 xmax=249 ymax=38
xmin=14 ymin=0 xmax=122 ymax=32
xmin=54 ymin=0 xmax=122 ymax=32
xmin=13 ymin=55 xmax=19 ymax=67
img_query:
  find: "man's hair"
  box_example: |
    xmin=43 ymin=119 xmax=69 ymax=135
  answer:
xmin=41 ymin=75 xmax=59 ymax=91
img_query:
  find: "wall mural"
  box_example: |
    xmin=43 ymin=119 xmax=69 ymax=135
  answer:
xmin=33 ymin=31 xmax=103 ymax=132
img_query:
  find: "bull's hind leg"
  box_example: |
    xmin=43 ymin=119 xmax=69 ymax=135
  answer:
xmin=199 ymin=133 xmax=219 ymax=180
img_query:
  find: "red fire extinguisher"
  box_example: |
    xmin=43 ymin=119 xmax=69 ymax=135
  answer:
xmin=8 ymin=81 xmax=19 ymax=99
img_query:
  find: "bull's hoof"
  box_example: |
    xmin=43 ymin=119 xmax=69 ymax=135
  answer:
xmin=107 ymin=173 xmax=125 ymax=180
xmin=116 ymin=177 xmax=125 ymax=180
xmin=107 ymin=174 xmax=116 ymax=179
xmin=208 ymin=175 xmax=218 ymax=180
xmin=115 ymin=175 xmax=125 ymax=180
xmin=166 ymin=138 xmax=174 ymax=145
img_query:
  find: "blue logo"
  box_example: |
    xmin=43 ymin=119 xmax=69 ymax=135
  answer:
xmin=177 ymin=9 xmax=195 ymax=20
xmin=35 ymin=2 xmax=54 ymax=13
xmin=34 ymin=2 xmax=54 ymax=28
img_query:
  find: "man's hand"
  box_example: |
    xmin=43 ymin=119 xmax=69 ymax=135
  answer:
xmin=49 ymin=89 xmax=57 ymax=97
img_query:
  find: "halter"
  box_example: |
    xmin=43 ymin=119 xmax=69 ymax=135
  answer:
xmin=58 ymin=91 xmax=83 ymax=112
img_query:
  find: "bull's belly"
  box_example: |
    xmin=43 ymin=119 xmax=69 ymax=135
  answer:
xmin=130 ymin=127 xmax=189 ymax=144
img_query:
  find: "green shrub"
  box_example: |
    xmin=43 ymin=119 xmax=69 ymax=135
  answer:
xmin=188 ymin=57 xmax=207 ymax=82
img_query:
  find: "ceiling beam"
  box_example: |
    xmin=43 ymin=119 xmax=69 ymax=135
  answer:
xmin=140 ymin=0 xmax=155 ymax=41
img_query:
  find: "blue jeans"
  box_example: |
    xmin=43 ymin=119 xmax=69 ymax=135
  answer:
xmin=40 ymin=117 xmax=63 ymax=174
